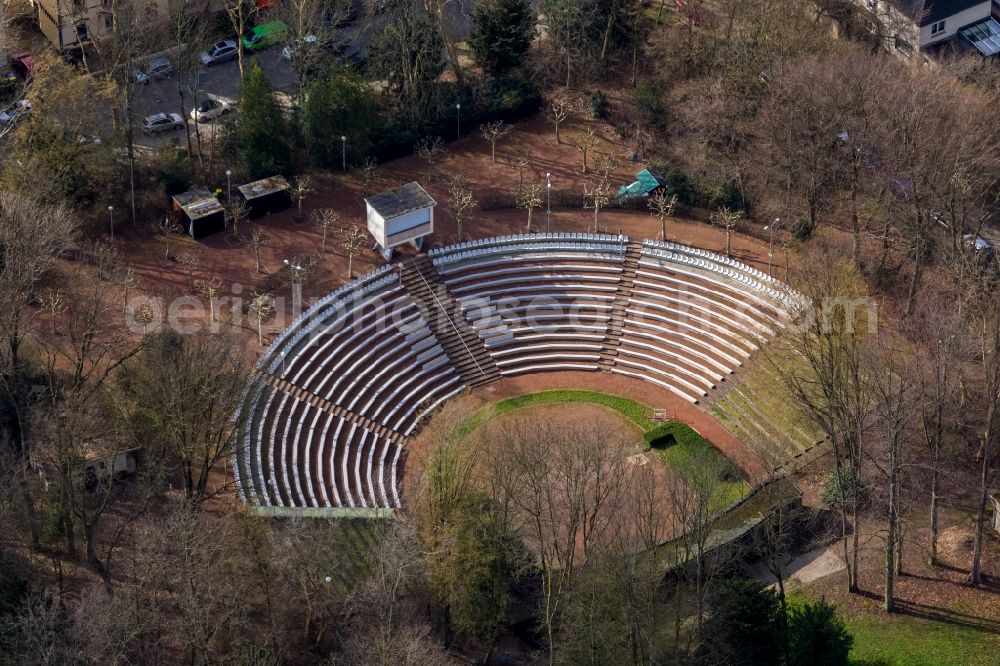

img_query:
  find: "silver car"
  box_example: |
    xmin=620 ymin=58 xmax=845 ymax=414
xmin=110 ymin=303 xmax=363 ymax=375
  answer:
xmin=134 ymin=56 xmax=174 ymax=84
xmin=142 ymin=111 xmax=184 ymax=135
xmin=200 ymin=40 xmax=238 ymax=67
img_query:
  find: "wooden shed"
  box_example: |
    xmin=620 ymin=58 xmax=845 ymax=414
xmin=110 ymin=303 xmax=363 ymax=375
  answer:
xmin=171 ymin=188 xmax=226 ymax=239
xmin=238 ymin=175 xmax=291 ymax=219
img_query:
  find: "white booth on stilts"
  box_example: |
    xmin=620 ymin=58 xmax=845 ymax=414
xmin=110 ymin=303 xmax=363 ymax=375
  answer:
xmin=364 ymin=182 xmax=436 ymax=260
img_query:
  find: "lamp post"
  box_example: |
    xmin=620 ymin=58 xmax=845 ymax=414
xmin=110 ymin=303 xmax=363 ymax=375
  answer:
xmin=284 ymin=258 xmax=303 ymax=315
xmin=341 ymin=136 xmax=347 ymax=172
xmin=546 ymin=172 xmax=552 ymax=233
xmin=456 ymin=103 xmax=461 ymax=139
xmin=225 ymin=169 xmax=232 ymax=206
xmin=764 ymin=217 xmax=780 ymax=276
xmin=280 ymin=350 xmax=286 ymax=377
xmin=108 ymin=205 xmax=114 ymax=241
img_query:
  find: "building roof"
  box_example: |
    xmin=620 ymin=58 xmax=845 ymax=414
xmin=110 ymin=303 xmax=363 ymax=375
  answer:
xmin=365 ymin=182 xmax=436 ymax=219
xmin=238 ymin=175 xmax=290 ymax=201
xmin=617 ymin=168 xmax=667 ymax=200
xmin=172 ymin=187 xmax=224 ymax=220
xmin=920 ymin=0 xmax=989 ymax=26
xmin=959 ymin=16 xmax=1000 ymax=53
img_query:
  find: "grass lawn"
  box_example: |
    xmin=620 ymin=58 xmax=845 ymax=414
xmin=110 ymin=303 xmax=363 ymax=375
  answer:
xmin=845 ymin=613 xmax=1000 ymax=666
xmin=463 ymin=390 xmax=749 ymax=512
xmin=784 ymin=589 xmax=1000 ymax=666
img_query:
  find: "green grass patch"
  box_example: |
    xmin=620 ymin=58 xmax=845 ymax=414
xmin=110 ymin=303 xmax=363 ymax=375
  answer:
xmin=784 ymin=590 xmax=1000 ymax=666
xmin=649 ymin=421 xmax=750 ymax=513
xmin=490 ymin=390 xmax=653 ymax=428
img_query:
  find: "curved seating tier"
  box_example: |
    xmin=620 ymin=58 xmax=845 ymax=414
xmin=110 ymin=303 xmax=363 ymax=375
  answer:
xmin=234 ymin=233 xmax=802 ymax=513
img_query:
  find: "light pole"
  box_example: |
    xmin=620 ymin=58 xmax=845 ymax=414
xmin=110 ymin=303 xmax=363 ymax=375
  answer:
xmin=284 ymin=258 xmax=303 ymax=315
xmin=546 ymin=172 xmax=552 ymax=233
xmin=456 ymin=103 xmax=461 ymax=139
xmin=225 ymin=169 xmax=232 ymax=206
xmin=108 ymin=205 xmax=114 ymax=241
xmin=280 ymin=350 xmax=286 ymax=377
xmin=764 ymin=217 xmax=780 ymax=276
xmin=341 ymin=136 xmax=347 ymax=172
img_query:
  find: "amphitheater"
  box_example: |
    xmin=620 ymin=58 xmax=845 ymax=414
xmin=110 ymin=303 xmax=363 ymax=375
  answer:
xmin=234 ymin=233 xmax=821 ymax=516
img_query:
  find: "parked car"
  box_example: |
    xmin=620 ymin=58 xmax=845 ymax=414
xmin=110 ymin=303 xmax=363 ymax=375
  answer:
xmin=190 ymin=97 xmax=231 ymax=122
xmin=200 ymin=40 xmax=239 ymax=67
xmin=242 ymin=20 xmax=287 ymax=52
xmin=281 ymin=34 xmax=317 ymax=61
xmin=142 ymin=111 xmax=184 ymax=135
xmin=134 ymin=56 xmax=174 ymax=84
xmin=0 ymin=99 xmax=31 ymax=125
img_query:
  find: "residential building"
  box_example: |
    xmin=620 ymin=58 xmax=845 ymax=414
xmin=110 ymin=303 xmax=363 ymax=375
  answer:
xmin=919 ymin=0 xmax=1000 ymax=55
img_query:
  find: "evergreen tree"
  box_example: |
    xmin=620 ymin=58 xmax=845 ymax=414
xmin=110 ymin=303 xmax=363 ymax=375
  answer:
xmin=787 ymin=600 xmax=853 ymax=666
xmin=701 ymin=578 xmax=783 ymax=666
xmin=469 ymin=0 xmax=536 ymax=77
xmin=303 ymin=66 xmax=380 ymax=169
xmin=234 ymin=61 xmax=292 ymax=179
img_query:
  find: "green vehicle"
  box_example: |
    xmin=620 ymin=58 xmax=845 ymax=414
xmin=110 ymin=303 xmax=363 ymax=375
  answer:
xmin=242 ymin=20 xmax=287 ymax=51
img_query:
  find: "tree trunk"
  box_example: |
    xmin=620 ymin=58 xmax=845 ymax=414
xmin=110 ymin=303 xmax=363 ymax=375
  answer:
xmin=904 ymin=256 xmax=924 ymax=317
xmin=969 ymin=440 xmax=991 ymax=585
xmin=928 ymin=467 xmax=939 ymax=566
xmin=884 ymin=434 xmax=898 ymax=612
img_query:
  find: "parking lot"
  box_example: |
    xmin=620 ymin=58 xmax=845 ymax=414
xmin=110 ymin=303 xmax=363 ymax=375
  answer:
xmin=131 ymin=48 xmax=296 ymax=150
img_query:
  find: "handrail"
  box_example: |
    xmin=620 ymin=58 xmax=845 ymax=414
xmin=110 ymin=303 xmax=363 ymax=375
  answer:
xmin=407 ymin=260 xmax=487 ymax=379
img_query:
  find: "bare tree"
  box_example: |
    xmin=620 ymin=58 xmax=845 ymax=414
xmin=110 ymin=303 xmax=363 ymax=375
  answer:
xmin=336 ymin=225 xmax=368 ymax=279
xmin=584 ymin=180 xmax=612 ymax=233
xmin=311 ymin=208 xmax=339 ymax=253
xmin=178 ymin=252 xmax=201 ymax=293
xmin=447 ymin=176 xmax=477 ymax=241
xmin=480 ymin=120 xmax=512 ymax=163
xmin=510 ymin=155 xmax=531 ymax=190
xmin=291 ymin=175 xmax=314 ymax=223
xmin=547 ymin=97 xmax=571 ymax=144
xmin=157 ymin=218 xmax=182 ymax=261
xmin=198 ymin=277 xmax=223 ymax=323
xmin=249 ymin=292 xmax=276 ymax=347
xmin=517 ymin=181 xmax=543 ymax=233
xmin=228 ymin=198 xmax=251 ymax=240
xmin=569 ymin=127 xmax=600 ymax=174
xmin=416 ymin=136 xmax=446 ymax=180
xmin=361 ymin=157 xmax=380 ymax=196
xmin=248 ymin=227 xmax=270 ymax=274
xmin=222 ymin=0 xmax=257 ymax=76
xmin=649 ymin=190 xmax=678 ymax=240
xmin=711 ymin=206 xmax=744 ymax=257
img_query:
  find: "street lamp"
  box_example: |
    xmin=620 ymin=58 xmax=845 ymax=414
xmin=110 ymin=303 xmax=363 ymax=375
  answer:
xmin=341 ymin=136 xmax=347 ymax=172
xmin=225 ymin=169 xmax=232 ymax=207
xmin=764 ymin=217 xmax=780 ymax=277
xmin=280 ymin=350 xmax=286 ymax=377
xmin=546 ymin=172 xmax=552 ymax=233
xmin=284 ymin=258 xmax=304 ymax=315
xmin=108 ymin=205 xmax=114 ymax=241
xmin=456 ymin=103 xmax=461 ymax=138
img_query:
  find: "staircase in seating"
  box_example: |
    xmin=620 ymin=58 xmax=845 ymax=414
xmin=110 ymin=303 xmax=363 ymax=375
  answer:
xmin=599 ymin=241 xmax=643 ymax=370
xmin=398 ymin=256 xmax=501 ymax=388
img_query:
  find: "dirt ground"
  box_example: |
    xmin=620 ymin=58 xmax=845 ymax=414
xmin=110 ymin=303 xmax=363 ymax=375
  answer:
xmin=405 ymin=371 xmax=769 ymax=499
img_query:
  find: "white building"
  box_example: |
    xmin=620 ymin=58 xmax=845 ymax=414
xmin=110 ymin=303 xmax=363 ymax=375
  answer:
xmin=365 ymin=182 xmax=436 ymax=260
xmin=919 ymin=0 xmax=1000 ymax=55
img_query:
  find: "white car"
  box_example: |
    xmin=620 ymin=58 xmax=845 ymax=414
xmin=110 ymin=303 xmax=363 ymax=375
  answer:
xmin=190 ymin=98 xmax=231 ymax=122
xmin=0 ymin=99 xmax=31 ymax=125
xmin=142 ymin=111 xmax=184 ymax=135
xmin=200 ymin=40 xmax=238 ymax=67
xmin=281 ymin=34 xmax=317 ymax=61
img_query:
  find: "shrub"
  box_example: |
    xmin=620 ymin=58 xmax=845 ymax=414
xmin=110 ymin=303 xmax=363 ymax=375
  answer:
xmin=303 ymin=66 xmax=380 ymax=169
xmin=701 ymin=578 xmax=783 ymax=666
xmin=644 ymin=420 xmax=703 ymax=449
xmin=635 ymin=82 xmax=664 ymax=125
xmin=588 ymin=90 xmax=609 ymax=119
xmin=793 ymin=218 xmax=815 ymax=241
xmin=822 ymin=467 xmax=861 ymax=508
xmin=787 ymin=599 xmax=853 ymax=666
